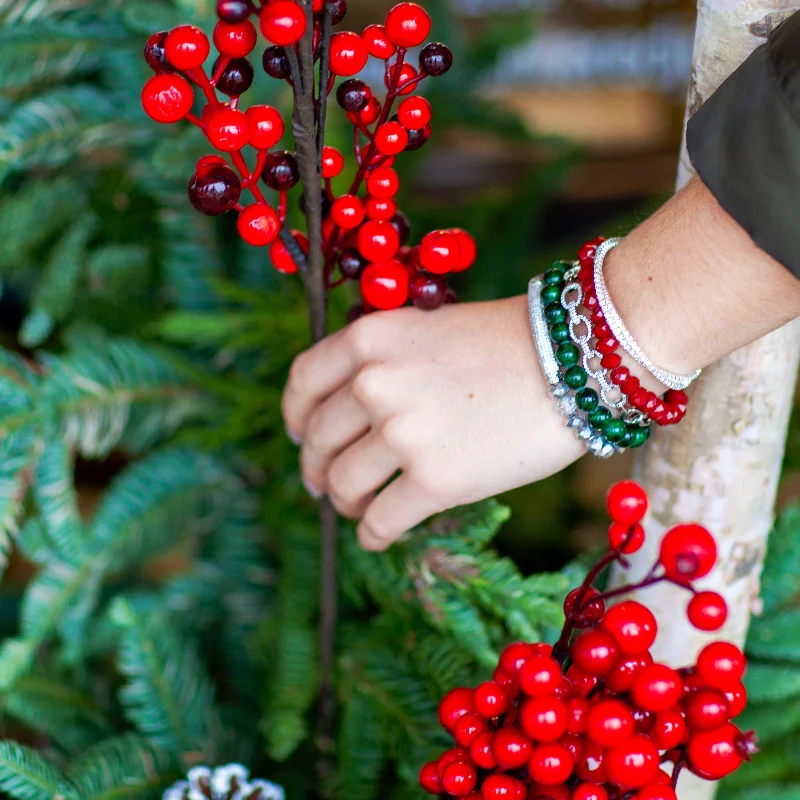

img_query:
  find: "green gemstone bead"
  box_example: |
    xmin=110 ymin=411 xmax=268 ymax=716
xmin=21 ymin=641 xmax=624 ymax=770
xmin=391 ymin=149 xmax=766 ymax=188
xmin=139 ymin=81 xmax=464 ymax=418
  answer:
xmin=556 ymin=343 xmax=580 ymax=367
xmin=551 ymin=260 xmax=571 ymax=273
xmin=630 ymin=426 xmax=652 ymax=448
xmin=544 ymin=303 xmax=567 ymax=325
xmin=576 ymin=388 xmax=599 ymax=412
xmin=619 ymin=428 xmax=635 ymax=449
xmin=588 ymin=407 xmax=612 ymax=429
xmin=540 ymin=283 xmax=563 ymax=304
xmin=564 ymin=366 xmax=588 ymax=389
xmin=604 ymin=419 xmax=627 ymax=443
xmin=550 ymin=323 xmax=570 ymax=344
xmin=543 ymin=269 xmax=564 ymax=286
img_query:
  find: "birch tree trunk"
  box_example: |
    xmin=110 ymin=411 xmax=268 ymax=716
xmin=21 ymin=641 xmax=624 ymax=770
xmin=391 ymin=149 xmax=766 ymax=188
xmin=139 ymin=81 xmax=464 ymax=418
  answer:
xmin=609 ymin=2 xmax=800 ymax=797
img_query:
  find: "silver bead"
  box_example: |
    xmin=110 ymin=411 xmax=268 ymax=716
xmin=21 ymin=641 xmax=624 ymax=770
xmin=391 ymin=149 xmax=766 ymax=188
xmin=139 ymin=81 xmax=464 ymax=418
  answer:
xmin=558 ymin=395 xmax=577 ymax=415
xmin=550 ymin=382 xmax=569 ymax=398
xmin=588 ymin=433 xmax=605 ymax=454
xmin=577 ymin=423 xmax=593 ymax=441
xmin=567 ymin=415 xmax=583 ymax=429
xmin=600 ymin=442 xmax=616 ymax=459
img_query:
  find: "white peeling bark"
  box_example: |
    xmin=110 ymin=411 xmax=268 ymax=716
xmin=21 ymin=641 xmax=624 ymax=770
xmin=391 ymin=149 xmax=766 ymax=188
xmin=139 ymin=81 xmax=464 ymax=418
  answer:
xmin=611 ymin=2 xmax=800 ymax=797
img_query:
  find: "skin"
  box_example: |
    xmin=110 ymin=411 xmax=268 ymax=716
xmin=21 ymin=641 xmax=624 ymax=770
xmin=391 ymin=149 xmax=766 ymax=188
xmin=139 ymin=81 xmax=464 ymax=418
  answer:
xmin=282 ymin=178 xmax=800 ymax=551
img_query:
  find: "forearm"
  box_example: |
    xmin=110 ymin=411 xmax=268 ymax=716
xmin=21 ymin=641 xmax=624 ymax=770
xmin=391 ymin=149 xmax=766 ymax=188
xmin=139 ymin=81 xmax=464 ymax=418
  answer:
xmin=605 ymin=178 xmax=800 ymax=392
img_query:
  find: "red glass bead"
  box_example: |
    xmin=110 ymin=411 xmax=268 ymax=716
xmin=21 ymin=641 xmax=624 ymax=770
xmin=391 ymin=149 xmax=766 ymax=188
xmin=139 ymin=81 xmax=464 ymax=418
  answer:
xmin=601 ymin=600 xmax=657 ymax=655
xmin=594 ymin=322 xmax=612 ymax=340
xmin=260 ymin=0 xmax=307 ymax=46
xmin=519 ymin=696 xmax=568 ymax=742
xmin=528 ymin=743 xmax=573 ymax=786
xmin=438 ymin=688 xmax=475 ymax=732
xmin=601 ymin=353 xmax=622 ymax=370
xmin=269 ymin=229 xmax=308 ymax=274
xmin=245 ymin=105 xmax=284 ymax=149
xmin=366 ymin=166 xmax=400 ymax=198
xmin=610 ymin=367 xmax=630 ymax=386
xmin=165 ymin=24 xmax=210 ymax=70
xmin=650 ymin=401 xmax=668 ymax=424
xmin=622 ymin=376 xmax=641 ymax=395
xmin=213 ymin=19 xmax=257 ymax=57
xmin=398 ymin=96 xmax=432 ymax=129
xmin=374 ymin=121 xmax=409 ymax=155
xmin=584 ymin=291 xmax=599 ymax=310
xmin=696 ymin=642 xmax=746 ymax=689
xmin=605 ymin=735 xmax=660 ymax=789
xmin=237 ymin=203 xmax=280 ymax=246
xmin=660 ymin=524 xmax=717 ymax=584
xmin=629 ymin=388 xmax=650 ymax=411
xmin=631 ymin=664 xmax=682 ymax=712
xmin=665 ymin=389 xmax=688 ymax=413
xmin=321 ymin=146 xmax=345 ymax=179
xmin=363 ymin=23 xmax=397 ymax=58
xmin=608 ymin=521 xmax=645 ymax=554
xmin=385 ymin=2 xmax=432 ymax=47
xmin=331 ymin=195 xmax=366 ymax=229
xmin=606 ymin=481 xmax=648 ymax=525
xmin=141 ymin=74 xmax=194 ymax=124
xmin=597 ymin=336 xmax=619 ymax=355
xmin=207 ymin=108 xmax=250 ymax=151
xmin=329 ymin=31 xmax=369 ymax=76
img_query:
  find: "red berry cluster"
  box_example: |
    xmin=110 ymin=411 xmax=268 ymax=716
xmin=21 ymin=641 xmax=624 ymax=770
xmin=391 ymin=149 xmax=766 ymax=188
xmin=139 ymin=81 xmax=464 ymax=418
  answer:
xmin=141 ymin=0 xmax=477 ymax=314
xmin=420 ymin=481 xmax=756 ymax=800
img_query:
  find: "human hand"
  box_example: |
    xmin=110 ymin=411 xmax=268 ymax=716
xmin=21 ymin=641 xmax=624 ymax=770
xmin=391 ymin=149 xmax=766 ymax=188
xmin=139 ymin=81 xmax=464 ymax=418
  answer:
xmin=281 ymin=296 xmax=585 ymax=551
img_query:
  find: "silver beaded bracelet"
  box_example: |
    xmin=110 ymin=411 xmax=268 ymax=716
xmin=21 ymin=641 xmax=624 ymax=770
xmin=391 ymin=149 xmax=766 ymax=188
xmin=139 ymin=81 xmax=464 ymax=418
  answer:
xmin=594 ymin=238 xmax=701 ymax=392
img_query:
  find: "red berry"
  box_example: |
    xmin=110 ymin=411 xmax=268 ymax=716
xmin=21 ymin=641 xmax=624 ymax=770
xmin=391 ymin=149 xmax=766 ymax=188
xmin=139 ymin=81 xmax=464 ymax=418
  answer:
xmin=601 ymin=601 xmax=657 ymax=656
xmin=636 ymin=787 xmax=677 ymax=800
xmin=362 ymin=23 xmax=397 ymax=58
xmin=481 ymin=774 xmax=520 ymax=800
xmin=586 ymin=699 xmax=634 ymax=747
xmin=631 ymin=664 xmax=682 ymax=712
xmin=686 ymin=689 xmax=731 ymax=730
xmin=329 ymin=31 xmax=369 ymax=76
xmin=560 ymin=733 xmax=584 ymax=763
xmin=696 ymin=642 xmax=746 ymax=689
xmin=419 ymin=761 xmax=441 ymax=794
xmin=498 ymin=642 xmax=538 ymax=676
xmin=571 ymin=630 xmax=620 ymax=677
xmin=245 ymin=105 xmax=284 ymax=149
xmin=659 ymin=523 xmax=717 ymax=583
xmin=566 ymin=697 xmax=590 ymax=734
xmin=518 ymin=656 xmax=562 ymax=698
xmin=196 ymin=154 xmax=227 ymax=171
xmin=605 ymin=735 xmax=660 ymax=789
xmin=385 ymin=2 xmax=432 ymax=47
xmin=573 ymin=784 xmax=609 ymax=800
xmin=574 ymin=742 xmax=607 ymax=783
xmin=237 ymin=203 xmax=280 ymax=246
xmin=687 ymin=723 xmax=744 ymax=780
xmin=352 ymin=96 xmax=381 ymax=126
xmin=365 ymin=197 xmax=397 ymax=221
xmin=207 ymin=108 xmax=250 ymax=151
xmin=528 ymin=743 xmax=573 ymax=786
xmin=651 ymin=710 xmax=686 ymax=749
xmin=438 ymin=747 xmax=470 ymax=775
xmin=331 ymin=195 xmax=365 ymax=229
xmin=565 ymin=664 xmax=599 ymax=698
xmin=454 ymin=712 xmax=489 ymax=747
xmin=385 ymin=61 xmax=419 ymax=95
xmin=529 ymin=783 xmax=569 ymax=800
xmin=519 ymin=697 xmax=567 ymax=742
xmin=450 ymin=228 xmax=477 ymax=272
xmin=419 ymin=229 xmax=461 ymax=274
xmin=141 ymin=74 xmax=194 ymax=123
xmin=374 ymin=121 xmax=409 ymax=155
xmin=563 ymin=587 xmax=605 ymax=628
xmin=261 ymin=0 xmax=307 ymax=45
xmin=213 ymin=19 xmax=257 ymax=57
xmin=724 ymin=682 xmax=747 ymax=718
xmin=358 ymin=220 xmax=400 ymax=262
xmin=361 ymin=261 xmax=409 ymax=310
xmin=491 ymin=728 xmax=533 ymax=769
xmin=473 ymin=681 xmax=509 ymax=719
xmin=606 ymin=481 xmax=648 ymax=525
xmin=469 ymin=731 xmax=497 ymax=769
xmin=608 ymin=522 xmax=645 ymax=554
xmin=321 ymin=146 xmax=344 ymax=179
xmin=398 ymin=96 xmax=432 ymax=129
xmin=438 ymin=687 xmax=475 ymax=732
xmin=605 ymin=652 xmax=653 ymax=693
xmin=269 ymin=230 xmax=308 ymax=274
xmin=165 ymin=25 xmax=210 ymax=70
xmin=366 ymin=166 xmax=400 ymax=198
xmin=442 ymin=761 xmax=477 ymax=797
xmin=687 ymin=591 xmax=728 ymax=632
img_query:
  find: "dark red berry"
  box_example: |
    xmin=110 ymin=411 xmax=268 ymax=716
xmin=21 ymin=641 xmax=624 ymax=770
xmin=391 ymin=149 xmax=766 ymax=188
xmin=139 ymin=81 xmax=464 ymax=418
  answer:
xmin=687 ymin=591 xmax=728 ymax=632
xmin=217 ymin=0 xmax=250 ymax=22
xmin=144 ymin=31 xmax=170 ymax=73
xmin=409 ymin=272 xmax=447 ymax=310
xmin=339 ymin=249 xmax=366 ymax=280
xmin=659 ymin=523 xmax=717 ymax=583
xmin=262 ymin=150 xmax=300 ymax=190
xmin=390 ymin=211 xmax=411 ymax=246
xmin=263 ymin=45 xmax=291 ymax=79
xmin=566 ymin=697 xmax=589 ymax=734
xmin=405 ymin=122 xmax=432 ymax=151
xmin=336 ymin=78 xmax=372 ymax=112
xmin=214 ymin=56 xmax=254 ymax=96
xmin=188 ymin=164 xmax=241 ymax=216
xmin=260 ymin=0 xmax=307 ymax=46
xmin=419 ymin=42 xmax=452 ymax=76
xmin=606 ymin=481 xmax=648 ymax=525
xmin=563 ymin=587 xmax=605 ymax=628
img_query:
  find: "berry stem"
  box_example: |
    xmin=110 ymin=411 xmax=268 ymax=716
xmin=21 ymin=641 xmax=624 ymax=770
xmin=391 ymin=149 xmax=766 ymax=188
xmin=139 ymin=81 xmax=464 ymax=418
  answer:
xmin=185 ymin=113 xmax=205 ymax=129
xmin=231 ymin=151 xmax=268 ymax=204
xmin=210 ymin=56 xmax=232 ymax=87
xmin=187 ymin=67 xmax=221 ymax=108
xmin=671 ymin=747 xmax=688 ymax=788
xmin=315 ymin=2 xmax=335 ymax=172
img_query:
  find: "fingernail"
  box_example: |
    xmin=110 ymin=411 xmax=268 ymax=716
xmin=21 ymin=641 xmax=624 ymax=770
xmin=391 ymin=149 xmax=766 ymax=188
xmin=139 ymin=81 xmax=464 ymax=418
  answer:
xmin=303 ymin=476 xmax=322 ymax=499
xmin=287 ymin=428 xmax=302 ymax=446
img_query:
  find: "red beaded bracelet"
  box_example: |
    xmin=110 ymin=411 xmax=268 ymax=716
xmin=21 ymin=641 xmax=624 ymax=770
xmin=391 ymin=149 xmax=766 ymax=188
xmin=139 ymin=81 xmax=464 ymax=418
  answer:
xmin=575 ymin=238 xmax=688 ymax=427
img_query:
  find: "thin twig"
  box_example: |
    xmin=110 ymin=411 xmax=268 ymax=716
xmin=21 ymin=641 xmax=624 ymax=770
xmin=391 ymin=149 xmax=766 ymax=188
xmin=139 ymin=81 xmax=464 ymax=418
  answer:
xmin=316 ymin=3 xmax=335 ymax=171
xmin=279 ymin=228 xmax=309 ymax=276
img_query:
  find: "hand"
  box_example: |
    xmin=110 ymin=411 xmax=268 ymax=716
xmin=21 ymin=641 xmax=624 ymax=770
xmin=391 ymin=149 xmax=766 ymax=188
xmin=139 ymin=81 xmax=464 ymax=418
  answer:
xmin=281 ymin=296 xmax=585 ymax=551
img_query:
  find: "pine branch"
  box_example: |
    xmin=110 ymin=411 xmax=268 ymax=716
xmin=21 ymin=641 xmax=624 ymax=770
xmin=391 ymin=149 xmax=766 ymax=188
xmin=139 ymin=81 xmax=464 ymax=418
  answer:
xmin=0 ymin=741 xmax=69 ymax=800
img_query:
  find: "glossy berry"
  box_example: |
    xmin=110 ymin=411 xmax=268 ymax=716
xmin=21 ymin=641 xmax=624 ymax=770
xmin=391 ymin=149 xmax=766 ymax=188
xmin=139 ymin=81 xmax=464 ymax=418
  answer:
xmin=409 ymin=272 xmax=447 ymax=310
xmin=571 ymin=630 xmax=620 ymax=677
xmin=141 ymin=74 xmax=194 ymax=123
xmin=606 ymin=481 xmax=648 ymax=525
xmin=419 ymin=761 xmax=441 ymax=794
xmin=419 ymin=41 xmax=453 ymax=76
xmin=498 ymin=642 xmax=538 ymax=676
xmin=330 ymin=195 xmax=365 ymax=228
xmin=601 ymin=601 xmax=657 ymax=656
xmin=519 ymin=696 xmax=567 ymax=742
xmin=605 ymin=735 xmax=660 ymax=789
xmin=686 ymin=690 xmax=730 ymax=730
xmin=441 ymin=762 xmax=477 ymax=797
xmin=469 ymin=731 xmax=496 ymax=769
xmin=636 ymin=787 xmax=677 ymax=800
xmin=688 ymin=591 xmax=728 ymax=632
xmin=437 ymin=747 xmax=470 ymax=775
xmin=398 ymin=96 xmax=432 ymax=129
xmin=605 ymin=653 xmax=653 ymax=693
xmin=586 ymin=699 xmax=634 ymax=747
xmin=188 ymin=164 xmax=241 ymax=216
xmin=385 ymin=2 xmax=431 ymax=47
xmin=724 ymin=682 xmax=747 ymax=718
xmin=481 ymin=774 xmax=521 ymax=800
xmin=245 ymin=105 xmax=284 ymax=149
xmin=366 ymin=166 xmax=400 ymax=199
xmin=260 ymin=1 xmax=307 ymax=46
xmin=263 ymin=150 xmax=300 ymax=190
xmin=608 ymin=522 xmax=645 ymax=554
xmin=565 ymin=664 xmax=599 ymax=698
xmin=696 ymin=642 xmax=746 ymax=689
xmin=338 ymin=249 xmax=366 ymax=280
xmin=164 ymin=25 xmax=210 ymax=70
xmin=237 ymin=203 xmax=280 ymax=246
xmin=631 ymin=664 xmax=682 ymax=712
xmin=214 ymin=56 xmax=254 ymax=96
xmin=563 ymin=587 xmax=605 ymax=628
xmin=390 ymin=210 xmax=411 ymax=246
xmin=358 ymin=220 xmax=400 ymax=262
xmin=528 ymin=743 xmax=573 ymax=786
xmin=438 ymin=687 xmax=475 ymax=732
xmin=263 ymin=46 xmax=291 ymax=79
xmin=327 ymin=0 xmax=348 ymax=24
xmin=213 ymin=19 xmax=257 ymax=57
xmin=572 ymin=784 xmax=609 ymax=800
xmin=206 ymin=108 xmax=250 ymax=151
xmin=451 ymin=228 xmax=477 ymax=271
xmin=363 ymin=23 xmax=397 ymax=58
xmin=351 ymin=96 xmax=381 ymax=126
xmin=419 ymin=229 xmax=460 ymax=274
xmin=361 ymin=261 xmax=409 ymax=310
xmin=659 ymin=523 xmax=717 ymax=583
xmin=144 ymin=31 xmax=170 ymax=73
xmin=518 ymin=656 xmax=562 ymax=698
xmin=565 ymin=697 xmax=589 ymax=734
xmin=365 ymin=196 xmax=397 ymax=221
xmin=217 ymin=0 xmax=250 ymax=22
xmin=329 ymin=31 xmax=369 ymax=76
xmin=454 ymin=712 xmax=489 ymax=747
xmin=405 ymin=123 xmax=432 ymax=151
xmin=574 ymin=742 xmax=607 ymax=783
xmin=687 ymin=723 xmax=744 ymax=780
xmin=374 ymin=121 xmax=409 ymax=155
xmin=269 ymin=230 xmax=308 ymax=274
xmin=196 ymin=155 xmax=227 ymax=171
xmin=490 ymin=727 xmax=533 ymax=769
xmin=321 ymin=146 xmax=345 ymax=179
xmin=385 ymin=61 xmax=419 ymax=95
xmin=337 ymin=78 xmax=372 ymax=112
xmin=651 ymin=710 xmax=686 ymax=749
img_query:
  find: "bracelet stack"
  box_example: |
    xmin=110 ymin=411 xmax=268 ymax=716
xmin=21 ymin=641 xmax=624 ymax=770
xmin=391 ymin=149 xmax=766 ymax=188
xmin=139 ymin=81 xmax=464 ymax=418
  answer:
xmin=529 ymin=237 xmax=700 ymax=458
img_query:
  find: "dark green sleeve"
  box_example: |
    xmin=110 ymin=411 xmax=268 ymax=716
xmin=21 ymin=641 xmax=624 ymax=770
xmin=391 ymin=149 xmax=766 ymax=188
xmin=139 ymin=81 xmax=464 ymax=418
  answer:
xmin=686 ymin=12 xmax=800 ymax=277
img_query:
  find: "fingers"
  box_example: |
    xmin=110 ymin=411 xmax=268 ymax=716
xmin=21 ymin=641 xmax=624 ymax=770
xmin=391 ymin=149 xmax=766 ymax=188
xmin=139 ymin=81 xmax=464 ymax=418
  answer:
xmin=300 ymin=384 xmax=370 ymax=495
xmin=357 ymin=474 xmax=443 ymax=552
xmin=327 ymin=431 xmax=400 ymax=520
